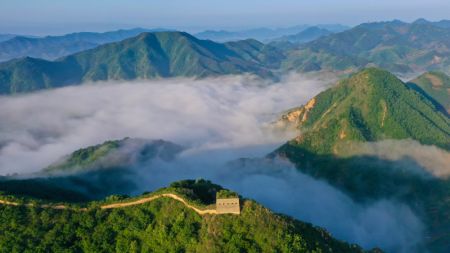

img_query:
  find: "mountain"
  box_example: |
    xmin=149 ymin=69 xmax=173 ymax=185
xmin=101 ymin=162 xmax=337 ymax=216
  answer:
xmin=0 ymin=179 xmax=379 ymax=252
xmin=0 ymin=138 xmax=184 ymax=201
xmin=0 ymin=28 xmax=169 ymax=62
xmin=272 ymin=27 xmax=333 ymax=44
xmin=273 ymin=68 xmax=450 ymax=252
xmin=281 ymin=20 xmax=450 ymax=74
xmin=407 ymin=71 xmax=450 ymax=114
xmin=44 ymin=138 xmax=183 ymax=174
xmin=195 ymin=24 xmax=348 ymax=42
xmin=195 ymin=26 xmax=309 ymax=42
xmin=276 ymin=68 xmax=450 ymax=154
xmin=0 ymin=31 xmax=281 ymax=94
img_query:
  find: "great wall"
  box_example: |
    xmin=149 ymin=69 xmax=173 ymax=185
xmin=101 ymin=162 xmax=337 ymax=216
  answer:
xmin=0 ymin=193 xmax=241 ymax=215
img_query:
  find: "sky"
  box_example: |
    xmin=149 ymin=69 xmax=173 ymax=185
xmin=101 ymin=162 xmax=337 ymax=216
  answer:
xmin=0 ymin=0 xmax=449 ymax=35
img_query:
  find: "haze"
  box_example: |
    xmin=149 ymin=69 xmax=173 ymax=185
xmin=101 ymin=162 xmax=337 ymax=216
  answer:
xmin=1 ymin=0 xmax=450 ymax=35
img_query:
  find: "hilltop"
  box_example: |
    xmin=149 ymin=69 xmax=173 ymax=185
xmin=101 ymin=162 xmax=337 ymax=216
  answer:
xmin=0 ymin=179 xmax=379 ymax=253
xmin=44 ymin=138 xmax=183 ymax=174
xmin=276 ymin=68 xmax=450 ymax=154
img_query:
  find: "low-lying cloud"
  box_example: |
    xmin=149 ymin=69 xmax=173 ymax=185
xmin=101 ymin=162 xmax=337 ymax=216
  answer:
xmin=0 ymin=73 xmax=330 ymax=175
xmin=348 ymin=139 xmax=450 ymax=178
xmin=0 ymin=73 xmax=437 ymax=252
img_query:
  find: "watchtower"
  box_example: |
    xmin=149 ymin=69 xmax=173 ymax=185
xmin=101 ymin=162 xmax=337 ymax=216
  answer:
xmin=216 ymin=197 xmax=240 ymax=214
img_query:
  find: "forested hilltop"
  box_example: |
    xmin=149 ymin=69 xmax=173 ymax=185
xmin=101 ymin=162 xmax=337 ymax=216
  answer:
xmin=0 ymin=179 xmax=380 ymax=253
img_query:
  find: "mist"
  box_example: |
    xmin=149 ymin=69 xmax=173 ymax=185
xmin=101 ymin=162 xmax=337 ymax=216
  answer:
xmin=0 ymin=73 xmax=433 ymax=252
xmin=0 ymin=73 xmax=331 ymax=175
xmin=348 ymin=139 xmax=450 ymax=178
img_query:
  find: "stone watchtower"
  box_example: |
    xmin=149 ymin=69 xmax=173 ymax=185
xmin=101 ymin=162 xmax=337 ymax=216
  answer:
xmin=216 ymin=197 xmax=240 ymax=214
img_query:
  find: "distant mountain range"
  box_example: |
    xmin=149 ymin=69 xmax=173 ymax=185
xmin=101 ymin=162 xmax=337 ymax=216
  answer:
xmin=281 ymin=20 xmax=450 ymax=73
xmin=0 ymin=28 xmax=170 ymax=62
xmin=194 ymin=24 xmax=349 ymax=42
xmin=271 ymin=26 xmax=333 ymax=44
xmin=0 ymin=32 xmax=282 ymax=94
xmin=0 ymin=24 xmax=348 ymax=62
xmin=1 ymin=19 xmax=450 ymax=95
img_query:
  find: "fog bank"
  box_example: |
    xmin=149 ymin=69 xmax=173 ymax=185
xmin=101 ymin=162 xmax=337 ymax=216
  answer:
xmin=0 ymin=73 xmax=433 ymax=252
xmin=0 ymin=73 xmax=330 ymax=175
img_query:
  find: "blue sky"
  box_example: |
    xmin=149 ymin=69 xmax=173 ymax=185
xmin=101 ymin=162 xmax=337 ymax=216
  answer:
xmin=0 ymin=0 xmax=449 ymax=35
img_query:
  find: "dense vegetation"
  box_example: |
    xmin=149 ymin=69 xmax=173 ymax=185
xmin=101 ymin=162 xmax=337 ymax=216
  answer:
xmin=278 ymin=68 xmax=450 ymax=154
xmin=0 ymin=179 xmax=378 ymax=253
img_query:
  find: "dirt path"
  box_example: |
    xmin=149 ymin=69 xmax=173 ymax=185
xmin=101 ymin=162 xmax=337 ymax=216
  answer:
xmin=0 ymin=193 xmax=218 ymax=215
xmin=0 ymin=199 xmax=19 ymax=206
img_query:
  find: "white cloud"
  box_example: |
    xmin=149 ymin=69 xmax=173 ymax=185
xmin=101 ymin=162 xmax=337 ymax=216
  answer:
xmin=0 ymin=73 xmax=331 ymax=175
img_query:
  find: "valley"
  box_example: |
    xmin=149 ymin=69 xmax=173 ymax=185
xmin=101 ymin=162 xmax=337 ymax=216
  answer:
xmin=0 ymin=3 xmax=449 ymax=252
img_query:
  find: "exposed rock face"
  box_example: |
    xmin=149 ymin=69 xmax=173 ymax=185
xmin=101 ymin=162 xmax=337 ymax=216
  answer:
xmin=274 ymin=97 xmax=317 ymax=131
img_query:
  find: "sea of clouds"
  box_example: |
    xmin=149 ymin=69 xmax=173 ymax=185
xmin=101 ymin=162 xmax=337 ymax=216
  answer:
xmin=0 ymin=73 xmax=441 ymax=252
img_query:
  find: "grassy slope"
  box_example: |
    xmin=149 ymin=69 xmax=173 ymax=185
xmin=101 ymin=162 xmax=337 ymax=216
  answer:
xmin=0 ymin=180 xmax=377 ymax=253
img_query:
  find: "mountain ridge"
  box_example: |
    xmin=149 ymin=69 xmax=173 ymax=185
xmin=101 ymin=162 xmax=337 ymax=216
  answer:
xmin=281 ymin=20 xmax=450 ymax=74
xmin=0 ymin=28 xmax=170 ymax=62
xmin=0 ymin=31 xmax=281 ymax=94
